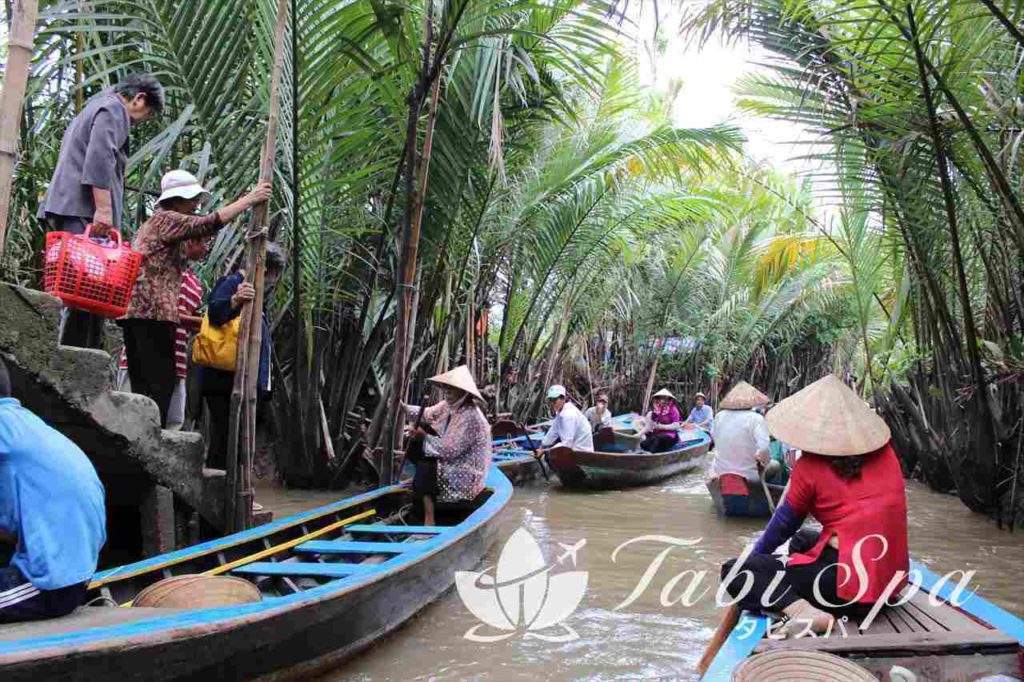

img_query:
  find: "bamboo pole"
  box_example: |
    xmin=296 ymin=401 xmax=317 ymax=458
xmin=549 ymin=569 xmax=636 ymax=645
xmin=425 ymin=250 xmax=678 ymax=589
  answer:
xmin=0 ymin=0 xmax=39 ymax=257
xmin=384 ymin=10 xmax=442 ymax=482
xmin=225 ymin=0 xmax=290 ymax=532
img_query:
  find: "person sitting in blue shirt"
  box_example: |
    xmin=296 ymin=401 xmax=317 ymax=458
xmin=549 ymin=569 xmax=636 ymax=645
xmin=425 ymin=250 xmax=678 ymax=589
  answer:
xmin=0 ymin=357 xmax=106 ymax=622
xmin=684 ymin=392 xmax=714 ymax=432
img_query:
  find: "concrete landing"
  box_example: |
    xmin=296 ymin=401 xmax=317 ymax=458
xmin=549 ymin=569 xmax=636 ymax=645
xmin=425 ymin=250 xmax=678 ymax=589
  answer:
xmin=0 ymin=284 xmax=225 ymax=536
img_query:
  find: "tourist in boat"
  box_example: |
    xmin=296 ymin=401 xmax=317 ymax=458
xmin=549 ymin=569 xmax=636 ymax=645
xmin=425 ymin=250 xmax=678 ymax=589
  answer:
xmin=707 ymin=381 xmax=770 ymax=483
xmin=535 ymin=384 xmax=594 ymax=454
xmin=38 ymin=73 xmax=165 ymax=350
xmin=0 ymin=358 xmax=106 ymax=622
xmin=684 ymin=391 xmax=714 ymax=432
xmin=200 ymin=241 xmax=288 ymax=471
xmin=403 ymin=366 xmax=492 ymax=526
xmin=584 ymin=393 xmax=612 ymax=431
xmin=719 ymin=375 xmax=908 ymax=637
xmin=640 ymin=388 xmax=682 ymax=453
xmin=122 ymin=171 xmax=271 ymax=428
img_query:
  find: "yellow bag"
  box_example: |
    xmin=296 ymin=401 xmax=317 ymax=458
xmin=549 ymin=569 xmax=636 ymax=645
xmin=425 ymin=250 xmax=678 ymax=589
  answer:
xmin=191 ymin=313 xmax=240 ymax=371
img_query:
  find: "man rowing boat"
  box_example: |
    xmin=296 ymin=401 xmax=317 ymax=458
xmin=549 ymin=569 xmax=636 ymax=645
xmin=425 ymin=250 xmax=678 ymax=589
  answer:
xmin=707 ymin=382 xmax=770 ymax=483
xmin=534 ymin=384 xmax=593 ymax=457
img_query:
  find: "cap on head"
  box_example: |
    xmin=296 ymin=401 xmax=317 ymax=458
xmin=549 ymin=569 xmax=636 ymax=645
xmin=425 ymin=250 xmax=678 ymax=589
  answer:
xmin=767 ymin=374 xmax=890 ymax=456
xmin=546 ymin=384 xmax=567 ymax=400
xmin=157 ymin=170 xmax=209 ymax=206
xmin=695 ymin=392 xmax=706 ymax=400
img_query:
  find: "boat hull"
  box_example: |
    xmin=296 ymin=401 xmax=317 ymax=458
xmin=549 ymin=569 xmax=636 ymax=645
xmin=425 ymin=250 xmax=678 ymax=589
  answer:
xmin=706 ymin=477 xmax=785 ymax=518
xmin=0 ymin=471 xmax=512 ymax=681
xmin=548 ymin=434 xmax=710 ymax=490
xmin=494 ymin=453 xmax=542 ymax=485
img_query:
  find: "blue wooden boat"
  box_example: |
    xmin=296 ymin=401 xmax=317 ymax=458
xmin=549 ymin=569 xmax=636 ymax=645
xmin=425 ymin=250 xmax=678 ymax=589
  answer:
xmin=0 ymin=469 xmax=512 ymax=681
xmin=492 ymin=447 xmax=544 ymax=485
xmin=702 ymin=560 xmax=1024 ymax=680
xmin=548 ymin=429 xmax=711 ymax=490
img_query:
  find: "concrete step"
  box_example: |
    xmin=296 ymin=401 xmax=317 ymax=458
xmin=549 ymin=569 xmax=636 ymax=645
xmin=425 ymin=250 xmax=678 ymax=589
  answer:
xmin=0 ymin=284 xmax=225 ymax=534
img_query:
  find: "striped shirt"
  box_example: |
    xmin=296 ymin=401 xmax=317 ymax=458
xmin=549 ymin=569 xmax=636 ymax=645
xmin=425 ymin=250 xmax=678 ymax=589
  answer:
xmin=120 ymin=270 xmax=203 ymax=378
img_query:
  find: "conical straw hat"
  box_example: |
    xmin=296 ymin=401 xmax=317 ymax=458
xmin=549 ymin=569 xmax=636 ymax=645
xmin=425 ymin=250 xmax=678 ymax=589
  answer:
xmin=652 ymin=388 xmax=677 ymax=402
xmin=732 ymin=650 xmax=876 ymax=681
xmin=767 ymin=374 xmax=890 ymax=457
xmin=720 ymin=381 xmax=769 ymax=410
xmin=428 ymin=365 xmax=483 ymax=401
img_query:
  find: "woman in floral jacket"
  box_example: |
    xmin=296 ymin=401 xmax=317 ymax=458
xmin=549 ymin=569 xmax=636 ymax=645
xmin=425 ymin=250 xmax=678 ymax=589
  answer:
xmin=404 ymin=365 xmax=492 ymax=525
xmin=122 ymin=170 xmax=269 ymax=427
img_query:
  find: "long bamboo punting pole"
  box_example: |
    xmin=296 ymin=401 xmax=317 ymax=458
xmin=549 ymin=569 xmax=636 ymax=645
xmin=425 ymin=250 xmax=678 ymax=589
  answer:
xmin=0 ymin=0 xmax=39 ymax=257
xmin=225 ymin=0 xmax=291 ymax=532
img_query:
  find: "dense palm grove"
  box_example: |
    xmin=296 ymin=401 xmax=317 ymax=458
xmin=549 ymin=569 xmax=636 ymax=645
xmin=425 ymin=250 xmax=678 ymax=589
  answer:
xmin=1 ymin=0 xmax=1022 ymax=524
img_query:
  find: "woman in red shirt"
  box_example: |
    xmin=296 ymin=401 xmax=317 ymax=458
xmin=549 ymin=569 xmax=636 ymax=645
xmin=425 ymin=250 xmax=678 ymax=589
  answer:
xmin=719 ymin=374 xmax=908 ymax=637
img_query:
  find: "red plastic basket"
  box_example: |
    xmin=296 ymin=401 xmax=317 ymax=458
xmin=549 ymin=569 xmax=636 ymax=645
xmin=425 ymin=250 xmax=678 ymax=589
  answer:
xmin=43 ymin=226 xmax=143 ymax=318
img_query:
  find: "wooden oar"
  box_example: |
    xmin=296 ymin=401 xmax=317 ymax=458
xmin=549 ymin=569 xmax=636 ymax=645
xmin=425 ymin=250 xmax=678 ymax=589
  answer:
xmin=522 ymin=432 xmax=550 ymax=483
xmin=697 ymin=602 xmax=742 ymax=676
xmin=697 ymin=462 xmax=778 ymax=675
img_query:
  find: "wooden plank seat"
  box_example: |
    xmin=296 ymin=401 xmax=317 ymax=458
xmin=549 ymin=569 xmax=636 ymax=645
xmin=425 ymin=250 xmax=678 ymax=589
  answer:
xmin=346 ymin=525 xmax=445 ymax=535
xmin=295 ymin=540 xmax=418 ymax=555
xmin=232 ymin=562 xmax=373 ymax=579
xmin=755 ymin=589 xmax=1015 ymax=657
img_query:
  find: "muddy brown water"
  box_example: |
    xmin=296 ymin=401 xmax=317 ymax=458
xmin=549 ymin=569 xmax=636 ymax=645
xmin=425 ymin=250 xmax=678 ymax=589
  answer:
xmin=257 ymin=466 xmax=1024 ymax=681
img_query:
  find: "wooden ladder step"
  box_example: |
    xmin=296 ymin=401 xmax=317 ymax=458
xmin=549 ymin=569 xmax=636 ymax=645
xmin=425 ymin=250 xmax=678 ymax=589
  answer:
xmin=232 ymin=562 xmax=372 ymax=578
xmin=346 ymin=524 xmax=445 ymax=535
xmin=295 ymin=540 xmax=415 ymax=555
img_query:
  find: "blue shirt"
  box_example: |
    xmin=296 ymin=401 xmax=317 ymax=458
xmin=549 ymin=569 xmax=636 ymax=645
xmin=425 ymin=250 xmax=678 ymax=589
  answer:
xmin=687 ymin=404 xmax=714 ymax=429
xmin=0 ymin=398 xmax=106 ymax=590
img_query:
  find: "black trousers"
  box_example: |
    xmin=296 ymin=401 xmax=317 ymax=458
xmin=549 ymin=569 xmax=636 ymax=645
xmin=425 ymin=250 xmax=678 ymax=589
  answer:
xmin=641 ymin=433 xmax=678 ymax=453
xmin=721 ymin=530 xmax=869 ymax=617
xmin=204 ymin=392 xmax=231 ymax=470
xmin=122 ymin=319 xmax=178 ymax=428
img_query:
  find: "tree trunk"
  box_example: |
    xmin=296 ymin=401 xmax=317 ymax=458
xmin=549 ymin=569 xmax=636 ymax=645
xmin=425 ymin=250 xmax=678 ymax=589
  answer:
xmin=0 ymin=0 xmax=38 ymax=256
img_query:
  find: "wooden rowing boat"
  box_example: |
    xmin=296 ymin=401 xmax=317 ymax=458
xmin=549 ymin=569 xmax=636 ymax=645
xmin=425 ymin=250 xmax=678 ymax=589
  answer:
xmin=0 ymin=469 xmax=512 ymax=681
xmin=548 ymin=430 xmax=711 ymax=490
xmin=492 ymin=446 xmax=543 ymax=485
xmin=701 ymin=560 xmax=1024 ymax=681
xmin=706 ymin=475 xmax=785 ymax=518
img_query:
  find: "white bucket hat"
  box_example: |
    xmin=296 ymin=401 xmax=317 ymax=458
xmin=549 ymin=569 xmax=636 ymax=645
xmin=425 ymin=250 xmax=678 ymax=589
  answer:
xmin=428 ymin=365 xmax=483 ymax=402
xmin=157 ymin=169 xmax=210 ymax=205
xmin=546 ymin=384 xmax=567 ymax=400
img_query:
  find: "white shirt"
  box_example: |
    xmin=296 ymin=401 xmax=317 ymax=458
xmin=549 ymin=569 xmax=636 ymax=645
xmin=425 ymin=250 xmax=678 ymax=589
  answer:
xmin=709 ymin=409 xmax=770 ymax=482
xmin=584 ymin=405 xmax=612 ymax=429
xmin=541 ymin=401 xmax=594 ymax=451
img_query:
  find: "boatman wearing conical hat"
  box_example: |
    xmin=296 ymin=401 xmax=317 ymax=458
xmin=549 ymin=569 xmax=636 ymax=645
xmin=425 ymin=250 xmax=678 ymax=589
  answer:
xmin=708 ymin=381 xmax=771 ymax=483
xmin=719 ymin=375 xmax=909 ymax=638
xmin=536 ymin=385 xmax=594 ymax=455
xmin=403 ymin=366 xmax=492 ymax=526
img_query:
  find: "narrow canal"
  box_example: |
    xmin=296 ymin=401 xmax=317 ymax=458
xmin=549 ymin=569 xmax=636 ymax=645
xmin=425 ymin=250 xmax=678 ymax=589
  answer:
xmin=260 ymin=468 xmax=1024 ymax=681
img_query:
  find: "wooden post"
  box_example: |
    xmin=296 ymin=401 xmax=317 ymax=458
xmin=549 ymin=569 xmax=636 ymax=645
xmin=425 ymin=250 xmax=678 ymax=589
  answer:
xmin=0 ymin=0 xmax=39 ymax=257
xmin=225 ymin=0 xmax=290 ymax=532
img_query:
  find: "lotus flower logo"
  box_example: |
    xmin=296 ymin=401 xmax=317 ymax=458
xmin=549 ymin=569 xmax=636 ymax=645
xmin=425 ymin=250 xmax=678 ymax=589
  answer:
xmin=455 ymin=527 xmax=588 ymax=642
